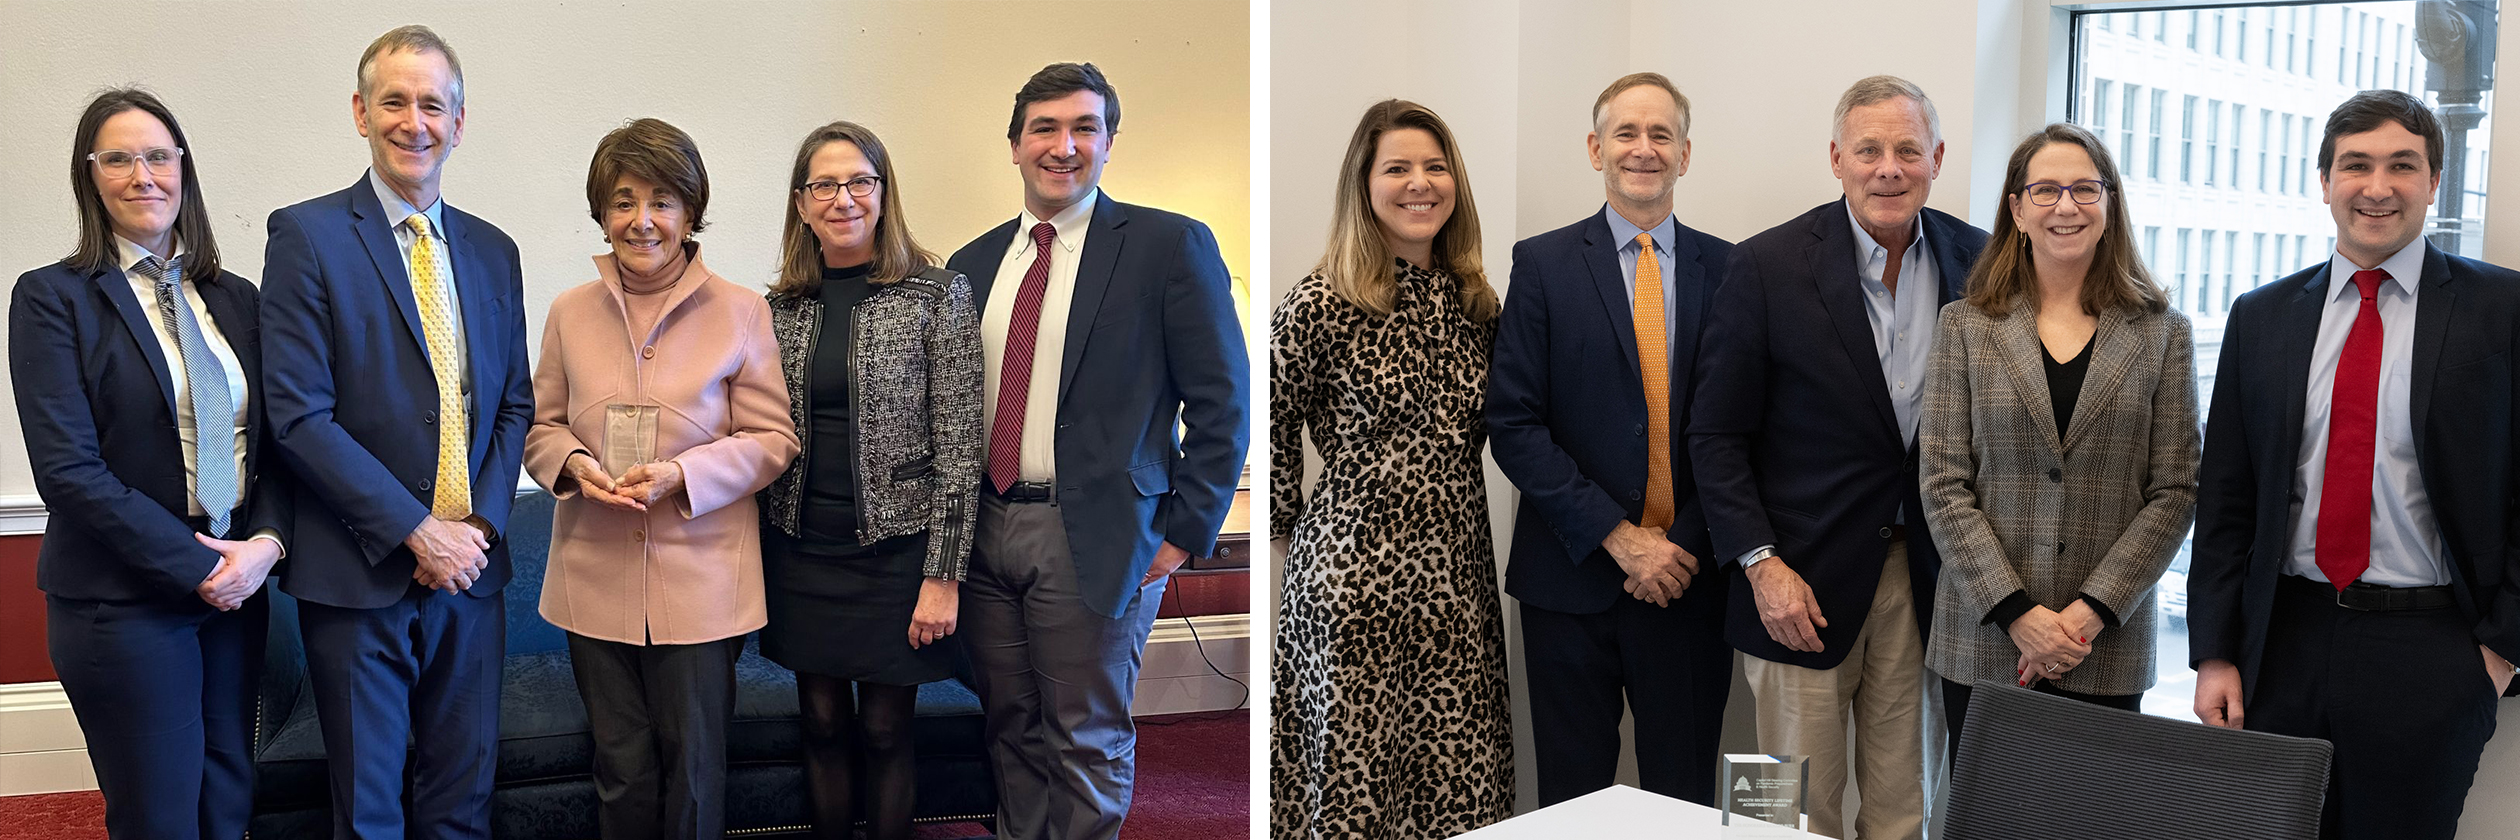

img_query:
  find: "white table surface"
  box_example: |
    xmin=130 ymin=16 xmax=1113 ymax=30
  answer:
xmin=1453 ymin=784 xmax=1826 ymax=839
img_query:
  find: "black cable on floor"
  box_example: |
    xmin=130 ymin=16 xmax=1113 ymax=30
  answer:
xmin=1137 ymin=578 xmax=1249 ymax=726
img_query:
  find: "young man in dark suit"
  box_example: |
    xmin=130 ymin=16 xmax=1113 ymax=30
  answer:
xmin=1488 ymin=71 xmax=1734 ymax=808
xmin=944 ymin=62 xmax=1249 ymax=840
xmin=259 ymin=25 xmax=533 ymax=837
xmin=2190 ymin=89 xmax=2519 ymax=840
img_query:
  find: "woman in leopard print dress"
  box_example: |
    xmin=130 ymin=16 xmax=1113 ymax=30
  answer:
xmin=1270 ymin=99 xmax=1513 ymax=838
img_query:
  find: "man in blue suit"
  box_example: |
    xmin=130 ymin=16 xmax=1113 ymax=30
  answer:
xmin=1689 ymin=76 xmax=1986 ymax=840
xmin=1487 ymin=72 xmax=1733 ymax=808
xmin=944 ymin=62 xmax=1249 ymax=840
xmin=2190 ymin=89 xmax=2518 ymax=840
xmin=260 ymin=25 xmax=532 ymax=838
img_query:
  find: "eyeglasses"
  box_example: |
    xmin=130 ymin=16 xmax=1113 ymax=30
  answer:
xmin=88 ymin=147 xmax=185 ymax=178
xmin=799 ymin=176 xmax=882 ymax=201
xmin=2021 ymin=180 xmax=2108 ymax=206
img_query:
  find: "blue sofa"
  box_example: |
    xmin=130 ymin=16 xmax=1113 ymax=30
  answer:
xmin=248 ymin=491 xmax=998 ymax=838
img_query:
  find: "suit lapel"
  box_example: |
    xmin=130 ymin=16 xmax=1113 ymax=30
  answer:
xmin=1809 ymin=206 xmax=1902 ymax=438
xmin=1583 ymin=214 xmax=1641 ymax=377
xmin=1668 ymin=224 xmax=1708 ymax=405
xmin=445 ymin=210 xmax=499 ymax=466
xmin=1058 ymin=194 xmax=1126 ymax=404
xmin=2409 ymin=243 xmax=2456 ymax=459
xmin=964 ymin=220 xmax=1018 ymax=311
xmin=1993 ymin=303 xmax=2063 ymax=455
xmin=91 ymin=265 xmax=180 ymax=420
xmin=2062 ymin=307 xmax=2139 ymax=453
xmin=2272 ymin=264 xmax=2332 ymax=469
xmin=348 ymin=183 xmax=430 ymax=356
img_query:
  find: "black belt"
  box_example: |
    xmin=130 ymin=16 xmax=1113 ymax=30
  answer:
xmin=991 ymin=481 xmax=1056 ymax=504
xmin=2281 ymin=574 xmax=2456 ymax=611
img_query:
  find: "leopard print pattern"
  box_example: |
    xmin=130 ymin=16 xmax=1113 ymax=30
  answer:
xmin=1269 ymin=261 xmax=1514 ymax=838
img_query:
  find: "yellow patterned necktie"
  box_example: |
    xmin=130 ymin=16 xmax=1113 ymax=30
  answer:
xmin=407 ymin=214 xmax=472 ymax=520
xmin=1633 ymin=232 xmax=1673 ymax=530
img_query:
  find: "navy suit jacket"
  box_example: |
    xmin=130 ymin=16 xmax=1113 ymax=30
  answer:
xmin=947 ymin=193 xmax=1251 ymax=619
xmin=10 ymin=260 xmax=289 ymax=602
xmin=1689 ymin=199 xmax=1987 ymax=669
xmin=1488 ymin=209 xmax=1731 ymax=615
xmin=2191 ymin=243 xmax=2520 ymax=699
xmin=261 ymin=178 xmax=533 ymax=610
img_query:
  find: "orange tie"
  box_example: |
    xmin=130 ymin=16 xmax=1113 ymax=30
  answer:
xmin=1633 ymin=233 xmax=1673 ymax=530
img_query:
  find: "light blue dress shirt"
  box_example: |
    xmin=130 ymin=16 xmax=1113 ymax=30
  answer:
xmin=367 ymin=170 xmax=469 ymax=392
xmin=2285 ymin=241 xmax=2446 ymax=587
xmin=1844 ymin=202 xmax=1938 ymax=448
xmin=1605 ymin=204 xmax=1679 ymax=356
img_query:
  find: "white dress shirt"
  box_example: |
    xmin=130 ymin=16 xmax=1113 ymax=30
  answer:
xmin=368 ymin=170 xmax=468 ymax=392
xmin=2286 ymin=241 xmax=2446 ymax=587
xmin=118 ymin=236 xmax=248 ymax=518
xmin=980 ymin=189 xmax=1098 ymax=483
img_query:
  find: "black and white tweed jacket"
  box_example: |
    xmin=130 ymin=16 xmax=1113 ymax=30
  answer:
xmin=759 ymin=266 xmax=983 ymax=580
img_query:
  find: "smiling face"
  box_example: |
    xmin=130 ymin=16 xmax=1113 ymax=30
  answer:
xmin=2009 ymin=142 xmax=2108 ymax=270
xmin=1831 ymin=96 xmax=1943 ymax=243
xmin=91 ymin=108 xmax=183 ymax=254
xmin=1011 ymin=89 xmax=1112 ymax=220
xmin=353 ymin=47 xmax=464 ymax=208
xmin=1365 ymin=127 xmax=1455 ymax=268
xmin=603 ymin=174 xmax=691 ymax=277
xmin=2322 ymin=120 xmax=2439 ymax=268
xmin=1588 ymin=84 xmax=1689 ymax=216
xmin=796 ymin=139 xmax=881 ymax=267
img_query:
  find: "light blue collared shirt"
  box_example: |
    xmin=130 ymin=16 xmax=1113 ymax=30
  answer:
xmin=367 ymin=170 xmax=468 ymax=390
xmin=1844 ymin=201 xmax=1939 ymax=448
xmin=1605 ymin=204 xmax=1679 ymax=357
xmin=2286 ymin=240 xmax=2445 ymax=587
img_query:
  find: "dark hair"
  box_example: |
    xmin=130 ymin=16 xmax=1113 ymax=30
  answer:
xmin=1006 ymin=62 xmax=1119 ymax=141
xmin=2318 ymin=89 xmax=2444 ymax=176
xmin=1963 ymin=122 xmax=2165 ymax=319
xmin=772 ymin=121 xmax=935 ymax=296
xmin=65 ymin=88 xmax=221 ymax=282
xmin=585 ymin=118 xmax=710 ymax=234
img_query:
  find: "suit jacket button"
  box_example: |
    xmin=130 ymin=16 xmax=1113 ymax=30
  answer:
xmin=2048 ymin=467 xmax=2063 ymax=483
xmin=1879 ymin=527 xmax=1893 ymax=538
xmin=2057 ymin=541 xmax=2066 ymax=553
xmin=424 ymin=410 xmax=436 ymax=424
xmin=633 ymin=529 xmax=647 ymax=542
xmin=420 ymin=479 xmax=433 ymax=492
xmin=1633 ymin=423 xmax=1645 ymax=436
xmin=1629 ymin=490 xmax=1642 ymax=501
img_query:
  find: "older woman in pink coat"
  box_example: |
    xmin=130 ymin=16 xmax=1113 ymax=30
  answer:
xmin=522 ymin=118 xmax=798 ymax=840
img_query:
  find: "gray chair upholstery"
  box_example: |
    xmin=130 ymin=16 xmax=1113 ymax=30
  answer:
xmin=1935 ymin=680 xmax=2330 ymax=840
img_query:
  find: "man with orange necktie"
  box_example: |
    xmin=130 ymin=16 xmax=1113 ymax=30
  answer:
xmin=261 ymin=25 xmax=533 ymax=837
xmin=2190 ymin=89 xmax=2519 ymax=840
xmin=1488 ymin=72 xmax=1735 ymax=807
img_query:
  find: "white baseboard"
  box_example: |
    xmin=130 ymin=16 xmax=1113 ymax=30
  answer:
xmin=0 ymin=495 xmax=44 ymax=537
xmin=0 ymin=612 xmax=1252 ymax=797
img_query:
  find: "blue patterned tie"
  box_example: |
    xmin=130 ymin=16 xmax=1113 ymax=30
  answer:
xmin=139 ymin=256 xmax=236 ymax=537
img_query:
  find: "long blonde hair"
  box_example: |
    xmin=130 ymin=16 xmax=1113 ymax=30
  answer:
xmin=1963 ymin=123 xmax=2166 ymax=318
xmin=1316 ymin=99 xmax=1496 ymax=321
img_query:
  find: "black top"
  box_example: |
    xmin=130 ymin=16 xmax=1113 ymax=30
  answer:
xmin=800 ymin=263 xmax=875 ymax=548
xmin=2044 ymin=331 xmax=2096 ymax=439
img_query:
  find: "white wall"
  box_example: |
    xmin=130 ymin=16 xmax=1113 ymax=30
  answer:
xmin=0 ymin=0 xmax=1250 ymax=499
xmin=1272 ymin=0 xmax=2518 ymax=834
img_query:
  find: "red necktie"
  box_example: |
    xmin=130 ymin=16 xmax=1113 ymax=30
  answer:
xmin=988 ymin=222 xmax=1060 ymax=492
xmin=2315 ymin=268 xmax=2389 ymax=590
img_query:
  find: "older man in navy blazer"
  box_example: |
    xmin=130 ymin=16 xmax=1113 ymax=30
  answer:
xmin=260 ymin=26 xmax=532 ymax=838
xmin=1489 ymin=72 xmax=1733 ymax=808
xmin=1689 ymin=76 xmax=1987 ymax=839
xmin=2191 ymin=89 xmax=2520 ymax=840
xmin=944 ymin=62 xmax=1249 ymax=840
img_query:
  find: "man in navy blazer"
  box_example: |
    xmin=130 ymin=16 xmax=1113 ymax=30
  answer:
xmin=259 ymin=26 xmax=532 ymax=838
xmin=1689 ymin=76 xmax=1985 ymax=840
xmin=944 ymin=63 xmax=1248 ymax=840
xmin=1488 ymin=72 xmax=1733 ymax=807
xmin=2190 ymin=90 xmax=2518 ymax=840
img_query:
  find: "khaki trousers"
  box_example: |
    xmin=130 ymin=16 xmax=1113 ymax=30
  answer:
xmin=1741 ymin=541 xmax=1925 ymax=840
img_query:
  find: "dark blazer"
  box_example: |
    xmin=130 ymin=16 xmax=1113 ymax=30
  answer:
xmin=1488 ymin=209 xmax=1731 ymax=614
xmin=946 ymin=192 xmax=1250 ymax=619
xmin=1689 ymin=199 xmax=1988 ymax=669
xmin=9 ymin=260 xmax=288 ymax=601
xmin=2190 ymin=244 xmax=2520 ymax=699
xmin=261 ymin=178 xmax=535 ymax=610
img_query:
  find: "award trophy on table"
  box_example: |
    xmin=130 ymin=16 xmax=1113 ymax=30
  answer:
xmin=1719 ymin=753 xmax=1809 ymax=832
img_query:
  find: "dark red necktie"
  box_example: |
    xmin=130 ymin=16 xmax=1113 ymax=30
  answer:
xmin=2315 ymin=268 xmax=2389 ymax=590
xmin=987 ymin=222 xmax=1060 ymax=492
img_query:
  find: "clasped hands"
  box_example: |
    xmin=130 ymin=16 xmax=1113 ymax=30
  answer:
xmin=2008 ymin=601 xmax=2104 ymax=686
xmin=1604 ymin=521 xmax=1697 ymax=607
xmin=194 ymin=533 xmax=282 ymax=610
xmin=564 ymin=452 xmax=684 ymax=513
xmin=408 ymin=516 xmax=490 ymax=593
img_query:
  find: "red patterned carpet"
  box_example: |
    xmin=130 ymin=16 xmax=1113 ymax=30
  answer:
xmin=0 ymin=711 xmax=1246 ymax=839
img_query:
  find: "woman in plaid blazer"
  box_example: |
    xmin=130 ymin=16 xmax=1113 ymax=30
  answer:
xmin=1919 ymin=123 xmax=2199 ymax=749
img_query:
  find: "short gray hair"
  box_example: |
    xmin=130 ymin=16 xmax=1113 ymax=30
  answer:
xmin=357 ymin=25 xmax=465 ymax=110
xmin=1833 ymin=74 xmax=1938 ymax=145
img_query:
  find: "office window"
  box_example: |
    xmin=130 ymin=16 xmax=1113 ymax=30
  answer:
xmin=2259 ymin=109 xmax=2272 ymax=191
xmin=2300 ymin=115 xmax=2314 ymax=196
xmin=2230 ymin=103 xmax=2245 ymax=189
xmin=2205 ymin=99 xmax=2221 ymax=185
xmin=2176 ymin=229 xmax=2193 ymax=310
xmin=2265 ymin=10 xmax=2277 ymax=67
xmin=2092 ymin=80 xmax=2113 ymax=150
xmin=2150 ymin=90 xmax=2167 ymax=180
xmin=2145 ymin=226 xmax=2162 ymax=271
xmin=2215 ymin=10 xmax=2227 ymax=56
xmin=2227 ymin=230 xmax=2243 ymax=306
xmin=2157 ymin=11 xmax=2169 ymax=42
xmin=2287 ymin=8 xmax=2300 ymax=72
xmin=2339 ymin=10 xmax=2350 ymax=83
xmin=2280 ymin=114 xmax=2294 ymax=194
xmin=2200 ymin=231 xmax=2217 ymax=316
xmin=2123 ymin=84 xmax=2142 ymax=171
xmin=2191 ymin=10 xmax=2203 ymax=49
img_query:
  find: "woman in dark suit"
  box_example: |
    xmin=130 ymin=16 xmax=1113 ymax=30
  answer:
xmin=1919 ymin=122 xmax=2198 ymax=748
xmin=8 ymin=88 xmax=288 ymax=840
xmin=755 ymin=121 xmax=983 ymax=840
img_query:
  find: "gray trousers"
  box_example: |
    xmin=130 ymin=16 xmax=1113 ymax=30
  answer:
xmin=566 ymin=632 xmax=741 ymax=840
xmin=964 ymin=494 xmax=1166 ymax=840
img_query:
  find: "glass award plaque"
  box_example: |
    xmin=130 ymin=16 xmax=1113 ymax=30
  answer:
xmin=601 ymin=403 xmax=660 ymax=476
xmin=1720 ymin=753 xmax=1808 ymax=831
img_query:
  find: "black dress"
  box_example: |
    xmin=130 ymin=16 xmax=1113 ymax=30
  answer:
xmin=760 ymin=264 xmax=954 ymax=685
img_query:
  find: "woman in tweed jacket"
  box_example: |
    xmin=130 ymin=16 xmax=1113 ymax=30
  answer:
xmin=1920 ymin=123 xmax=2198 ymax=749
xmin=756 ymin=120 xmax=984 ymax=840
